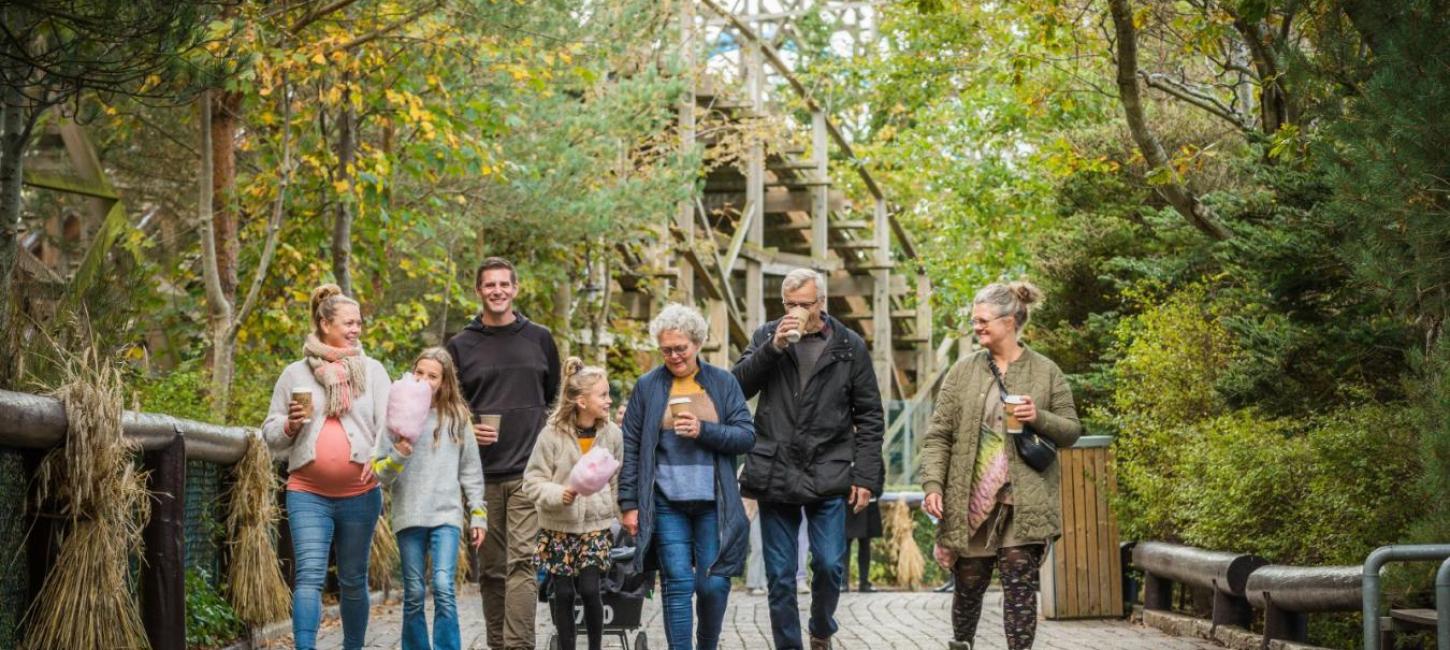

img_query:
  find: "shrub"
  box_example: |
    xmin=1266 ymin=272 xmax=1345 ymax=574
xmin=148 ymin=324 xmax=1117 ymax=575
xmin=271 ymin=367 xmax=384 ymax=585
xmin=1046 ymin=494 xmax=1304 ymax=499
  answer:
xmin=185 ymin=568 xmax=242 ymax=649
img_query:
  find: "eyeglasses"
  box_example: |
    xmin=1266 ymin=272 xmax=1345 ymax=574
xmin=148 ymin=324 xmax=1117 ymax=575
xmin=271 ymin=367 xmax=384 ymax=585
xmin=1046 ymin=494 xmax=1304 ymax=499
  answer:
xmin=969 ymin=314 xmax=1010 ymax=329
xmin=660 ymin=345 xmax=693 ymax=359
xmin=782 ymin=299 xmax=819 ymax=310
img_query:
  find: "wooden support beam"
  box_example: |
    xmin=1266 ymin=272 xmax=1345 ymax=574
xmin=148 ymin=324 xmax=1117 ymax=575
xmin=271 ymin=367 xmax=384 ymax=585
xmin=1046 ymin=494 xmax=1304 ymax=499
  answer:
xmin=827 ymin=272 xmax=907 ymax=297
xmin=142 ymin=431 xmax=186 ymax=650
xmin=811 ymin=110 xmax=829 ymax=262
xmin=915 ymin=271 xmax=934 ymax=398
xmin=872 ymin=197 xmax=892 ymax=399
xmin=745 ymin=0 xmax=765 ymax=331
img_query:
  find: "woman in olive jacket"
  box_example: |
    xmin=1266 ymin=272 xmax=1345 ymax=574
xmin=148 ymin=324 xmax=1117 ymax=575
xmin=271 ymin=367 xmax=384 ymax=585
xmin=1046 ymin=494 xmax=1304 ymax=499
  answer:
xmin=920 ymin=281 xmax=1082 ymax=650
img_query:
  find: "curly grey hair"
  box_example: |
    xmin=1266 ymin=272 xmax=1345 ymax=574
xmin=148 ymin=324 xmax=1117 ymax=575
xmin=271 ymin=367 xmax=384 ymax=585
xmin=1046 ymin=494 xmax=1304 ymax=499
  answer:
xmin=780 ymin=268 xmax=827 ymax=303
xmin=649 ymin=302 xmax=710 ymax=346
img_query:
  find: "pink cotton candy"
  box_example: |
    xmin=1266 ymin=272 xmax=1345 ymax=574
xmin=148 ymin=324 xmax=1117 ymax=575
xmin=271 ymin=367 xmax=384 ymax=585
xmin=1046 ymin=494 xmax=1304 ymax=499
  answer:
xmin=386 ymin=375 xmax=434 ymax=442
xmin=566 ymin=445 xmax=621 ymax=496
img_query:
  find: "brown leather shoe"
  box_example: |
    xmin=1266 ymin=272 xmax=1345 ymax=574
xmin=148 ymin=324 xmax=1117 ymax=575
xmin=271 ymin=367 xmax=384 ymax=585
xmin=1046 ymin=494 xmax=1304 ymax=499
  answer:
xmin=810 ymin=636 xmax=832 ymax=650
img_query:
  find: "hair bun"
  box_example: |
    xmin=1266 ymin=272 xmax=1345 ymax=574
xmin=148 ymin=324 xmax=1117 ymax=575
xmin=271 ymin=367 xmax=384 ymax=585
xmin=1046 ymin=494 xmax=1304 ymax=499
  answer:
xmin=562 ymin=356 xmax=585 ymax=380
xmin=1008 ymin=280 xmax=1043 ymax=307
xmin=310 ymin=283 xmax=343 ymax=315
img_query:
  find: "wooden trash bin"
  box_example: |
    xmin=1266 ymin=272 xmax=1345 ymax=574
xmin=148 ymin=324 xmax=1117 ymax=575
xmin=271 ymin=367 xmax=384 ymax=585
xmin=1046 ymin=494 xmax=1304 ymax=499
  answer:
xmin=1041 ymin=435 xmax=1123 ymax=619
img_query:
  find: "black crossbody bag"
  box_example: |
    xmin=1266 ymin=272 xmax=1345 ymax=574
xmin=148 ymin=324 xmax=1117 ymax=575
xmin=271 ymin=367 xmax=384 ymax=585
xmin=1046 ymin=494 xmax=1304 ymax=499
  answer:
xmin=986 ymin=358 xmax=1058 ymax=472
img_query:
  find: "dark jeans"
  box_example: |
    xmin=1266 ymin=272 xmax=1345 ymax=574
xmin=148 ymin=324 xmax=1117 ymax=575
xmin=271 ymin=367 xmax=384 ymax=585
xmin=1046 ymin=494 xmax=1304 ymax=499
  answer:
xmin=759 ymin=497 xmax=847 ymax=649
xmin=654 ymin=494 xmax=731 ymax=650
xmin=286 ymin=487 xmax=382 ymax=650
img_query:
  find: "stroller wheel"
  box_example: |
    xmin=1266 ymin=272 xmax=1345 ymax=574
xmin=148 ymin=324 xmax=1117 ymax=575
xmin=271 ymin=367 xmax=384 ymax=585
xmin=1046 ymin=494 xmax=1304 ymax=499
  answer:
xmin=634 ymin=630 xmax=648 ymax=650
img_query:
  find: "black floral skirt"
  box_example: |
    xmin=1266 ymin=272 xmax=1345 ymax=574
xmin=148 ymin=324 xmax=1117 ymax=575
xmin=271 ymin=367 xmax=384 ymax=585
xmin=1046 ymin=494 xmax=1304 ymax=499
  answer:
xmin=535 ymin=528 xmax=612 ymax=576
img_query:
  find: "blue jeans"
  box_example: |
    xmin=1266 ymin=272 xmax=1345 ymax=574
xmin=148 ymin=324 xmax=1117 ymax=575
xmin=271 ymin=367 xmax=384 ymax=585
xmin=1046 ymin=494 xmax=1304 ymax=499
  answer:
xmin=654 ymin=494 xmax=731 ymax=650
xmin=398 ymin=525 xmax=463 ymax=650
xmin=760 ymin=497 xmax=847 ymax=649
xmin=286 ymin=488 xmax=382 ymax=650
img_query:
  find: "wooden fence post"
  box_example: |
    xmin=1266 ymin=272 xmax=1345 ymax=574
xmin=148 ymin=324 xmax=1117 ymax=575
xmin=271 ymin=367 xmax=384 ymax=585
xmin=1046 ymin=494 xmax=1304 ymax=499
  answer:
xmin=142 ymin=430 xmax=186 ymax=650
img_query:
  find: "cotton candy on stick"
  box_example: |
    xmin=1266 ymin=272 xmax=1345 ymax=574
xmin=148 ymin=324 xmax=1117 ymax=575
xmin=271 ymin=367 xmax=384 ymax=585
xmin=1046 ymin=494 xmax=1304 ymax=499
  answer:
xmin=387 ymin=375 xmax=433 ymax=442
xmin=566 ymin=445 xmax=621 ymax=496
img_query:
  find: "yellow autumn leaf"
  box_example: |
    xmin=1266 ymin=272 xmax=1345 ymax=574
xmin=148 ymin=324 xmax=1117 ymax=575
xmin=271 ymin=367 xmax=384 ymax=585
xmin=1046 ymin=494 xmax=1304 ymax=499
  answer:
xmin=311 ymin=51 xmax=327 ymax=65
xmin=333 ymin=179 xmax=351 ymax=193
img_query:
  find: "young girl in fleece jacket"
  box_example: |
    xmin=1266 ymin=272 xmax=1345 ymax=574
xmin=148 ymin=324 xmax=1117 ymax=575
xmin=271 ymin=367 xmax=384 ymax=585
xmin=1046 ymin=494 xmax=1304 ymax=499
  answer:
xmin=372 ymin=348 xmax=488 ymax=650
xmin=523 ymin=357 xmax=623 ymax=650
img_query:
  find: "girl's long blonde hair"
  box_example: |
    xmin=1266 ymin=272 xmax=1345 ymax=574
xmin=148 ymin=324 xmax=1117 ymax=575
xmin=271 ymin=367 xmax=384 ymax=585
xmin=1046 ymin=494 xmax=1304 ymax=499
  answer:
xmin=548 ymin=356 xmax=609 ymax=435
xmin=413 ymin=347 xmax=471 ymax=445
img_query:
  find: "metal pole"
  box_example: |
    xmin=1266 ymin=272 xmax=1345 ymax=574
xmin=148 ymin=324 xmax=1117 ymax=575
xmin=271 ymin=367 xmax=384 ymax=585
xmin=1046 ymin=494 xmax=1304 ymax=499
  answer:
xmin=1363 ymin=544 xmax=1450 ymax=650
xmin=1436 ymin=557 xmax=1450 ymax=650
xmin=0 ymin=388 xmax=253 ymax=464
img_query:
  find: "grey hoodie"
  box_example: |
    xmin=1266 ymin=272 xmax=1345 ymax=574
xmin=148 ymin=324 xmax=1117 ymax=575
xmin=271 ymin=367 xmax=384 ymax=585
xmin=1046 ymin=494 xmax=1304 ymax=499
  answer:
xmin=371 ymin=410 xmax=487 ymax=532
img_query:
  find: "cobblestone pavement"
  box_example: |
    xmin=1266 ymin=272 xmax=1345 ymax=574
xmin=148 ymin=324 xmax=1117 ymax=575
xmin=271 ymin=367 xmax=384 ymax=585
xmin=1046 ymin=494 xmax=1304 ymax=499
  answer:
xmin=271 ymin=588 xmax=1222 ymax=649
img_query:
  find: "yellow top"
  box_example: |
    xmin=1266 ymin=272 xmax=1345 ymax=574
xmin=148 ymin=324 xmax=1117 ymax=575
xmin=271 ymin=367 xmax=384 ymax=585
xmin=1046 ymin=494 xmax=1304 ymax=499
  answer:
xmin=671 ymin=371 xmax=703 ymax=396
xmin=578 ymin=436 xmax=595 ymax=454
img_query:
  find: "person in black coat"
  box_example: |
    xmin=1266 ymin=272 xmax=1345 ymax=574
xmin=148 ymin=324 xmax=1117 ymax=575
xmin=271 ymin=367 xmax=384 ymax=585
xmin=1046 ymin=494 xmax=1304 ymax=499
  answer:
xmin=841 ymin=498 xmax=882 ymax=592
xmin=732 ymin=268 xmax=885 ymax=650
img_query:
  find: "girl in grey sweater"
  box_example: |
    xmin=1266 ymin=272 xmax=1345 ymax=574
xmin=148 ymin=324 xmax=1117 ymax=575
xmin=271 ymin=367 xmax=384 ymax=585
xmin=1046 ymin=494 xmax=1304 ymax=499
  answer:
xmin=372 ymin=348 xmax=487 ymax=650
xmin=523 ymin=357 xmax=623 ymax=650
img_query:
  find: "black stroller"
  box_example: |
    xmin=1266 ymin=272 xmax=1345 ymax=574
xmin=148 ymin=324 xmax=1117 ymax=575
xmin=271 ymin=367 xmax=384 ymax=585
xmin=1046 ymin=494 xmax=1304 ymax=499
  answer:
xmin=539 ymin=526 xmax=655 ymax=650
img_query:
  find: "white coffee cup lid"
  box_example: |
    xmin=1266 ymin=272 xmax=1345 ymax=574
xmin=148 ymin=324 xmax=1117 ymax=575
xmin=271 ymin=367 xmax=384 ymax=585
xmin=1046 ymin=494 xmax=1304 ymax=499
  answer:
xmin=292 ymin=387 xmax=314 ymax=394
xmin=1004 ymin=394 xmax=1027 ymax=404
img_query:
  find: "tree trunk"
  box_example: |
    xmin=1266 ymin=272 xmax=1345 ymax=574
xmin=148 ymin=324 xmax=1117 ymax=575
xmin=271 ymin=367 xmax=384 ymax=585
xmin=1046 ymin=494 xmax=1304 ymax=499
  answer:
xmin=210 ymin=90 xmax=242 ymax=303
xmin=197 ymin=91 xmax=235 ymax=418
xmin=331 ymin=81 xmax=356 ymax=297
xmin=0 ymin=70 xmax=30 ymax=388
xmin=1108 ymin=0 xmax=1233 ymax=241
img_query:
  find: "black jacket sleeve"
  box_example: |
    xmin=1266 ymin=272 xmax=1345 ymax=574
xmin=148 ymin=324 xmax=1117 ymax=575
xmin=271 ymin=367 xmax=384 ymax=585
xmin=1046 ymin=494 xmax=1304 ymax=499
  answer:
xmin=848 ymin=337 xmax=886 ymax=496
xmin=731 ymin=323 xmax=786 ymax=400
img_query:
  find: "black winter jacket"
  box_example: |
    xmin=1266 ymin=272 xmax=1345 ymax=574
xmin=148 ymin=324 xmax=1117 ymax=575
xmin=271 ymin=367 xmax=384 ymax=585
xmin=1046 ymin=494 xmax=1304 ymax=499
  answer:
xmin=731 ymin=314 xmax=885 ymax=504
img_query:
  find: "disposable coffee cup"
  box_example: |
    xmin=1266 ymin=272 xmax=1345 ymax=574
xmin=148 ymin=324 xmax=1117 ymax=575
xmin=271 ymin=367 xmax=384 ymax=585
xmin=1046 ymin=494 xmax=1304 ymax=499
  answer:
xmin=291 ymin=388 xmax=314 ymax=423
xmin=786 ymin=306 xmax=810 ymax=343
xmin=668 ymin=397 xmax=692 ymax=420
xmin=1003 ymin=395 xmax=1027 ymax=434
xmin=474 ymin=413 xmax=502 ymax=429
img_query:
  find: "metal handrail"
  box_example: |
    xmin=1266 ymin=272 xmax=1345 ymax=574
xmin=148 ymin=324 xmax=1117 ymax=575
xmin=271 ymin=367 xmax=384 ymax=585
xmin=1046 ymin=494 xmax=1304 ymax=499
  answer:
xmin=1362 ymin=544 xmax=1450 ymax=650
xmin=1436 ymin=557 xmax=1450 ymax=650
xmin=0 ymin=388 xmax=253 ymax=464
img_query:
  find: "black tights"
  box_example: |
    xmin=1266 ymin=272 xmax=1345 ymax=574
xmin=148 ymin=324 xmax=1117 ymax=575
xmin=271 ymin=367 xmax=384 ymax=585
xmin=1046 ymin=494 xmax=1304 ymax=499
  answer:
xmin=550 ymin=567 xmax=603 ymax=650
xmin=841 ymin=538 xmax=873 ymax=587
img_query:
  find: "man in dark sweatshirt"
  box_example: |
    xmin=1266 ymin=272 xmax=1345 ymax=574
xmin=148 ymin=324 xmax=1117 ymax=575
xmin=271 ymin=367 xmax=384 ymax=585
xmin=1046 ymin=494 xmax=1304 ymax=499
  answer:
xmin=447 ymin=257 xmax=560 ymax=650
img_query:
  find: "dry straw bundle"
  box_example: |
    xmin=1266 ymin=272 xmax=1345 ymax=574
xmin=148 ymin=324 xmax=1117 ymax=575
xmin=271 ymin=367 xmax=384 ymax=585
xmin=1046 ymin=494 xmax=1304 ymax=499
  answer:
xmin=225 ymin=435 xmax=290 ymax=625
xmin=885 ymin=499 xmax=925 ymax=589
xmin=21 ymin=346 xmax=150 ymax=650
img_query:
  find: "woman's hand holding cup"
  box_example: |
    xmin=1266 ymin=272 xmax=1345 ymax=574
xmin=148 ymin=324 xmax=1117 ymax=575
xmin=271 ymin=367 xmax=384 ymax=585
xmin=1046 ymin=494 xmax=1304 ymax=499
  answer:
xmin=284 ymin=400 xmax=308 ymax=437
xmin=673 ymin=411 xmax=700 ymax=439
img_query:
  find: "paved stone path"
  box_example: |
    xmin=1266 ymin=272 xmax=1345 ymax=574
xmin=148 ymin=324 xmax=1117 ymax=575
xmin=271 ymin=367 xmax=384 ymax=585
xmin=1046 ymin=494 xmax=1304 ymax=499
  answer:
xmin=262 ymin=588 xmax=1221 ymax=649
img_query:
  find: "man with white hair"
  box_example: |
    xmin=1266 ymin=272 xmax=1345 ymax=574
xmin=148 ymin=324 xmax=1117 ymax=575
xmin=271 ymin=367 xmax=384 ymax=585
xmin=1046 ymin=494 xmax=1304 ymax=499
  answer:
xmin=732 ymin=268 xmax=885 ymax=650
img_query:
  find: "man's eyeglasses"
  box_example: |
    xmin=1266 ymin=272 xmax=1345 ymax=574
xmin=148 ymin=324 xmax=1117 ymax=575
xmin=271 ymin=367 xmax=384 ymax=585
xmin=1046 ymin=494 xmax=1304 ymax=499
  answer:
xmin=969 ymin=314 xmax=1010 ymax=329
xmin=660 ymin=345 xmax=692 ymax=359
xmin=782 ymin=299 xmax=819 ymax=310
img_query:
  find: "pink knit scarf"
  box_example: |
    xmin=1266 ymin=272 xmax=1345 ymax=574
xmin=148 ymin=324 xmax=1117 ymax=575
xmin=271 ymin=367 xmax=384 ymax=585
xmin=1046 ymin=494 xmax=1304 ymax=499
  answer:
xmin=304 ymin=334 xmax=368 ymax=417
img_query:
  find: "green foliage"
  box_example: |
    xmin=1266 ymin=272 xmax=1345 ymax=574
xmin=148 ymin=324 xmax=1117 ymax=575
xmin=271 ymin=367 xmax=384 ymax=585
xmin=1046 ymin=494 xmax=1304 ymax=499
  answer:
xmin=185 ymin=568 xmax=242 ymax=649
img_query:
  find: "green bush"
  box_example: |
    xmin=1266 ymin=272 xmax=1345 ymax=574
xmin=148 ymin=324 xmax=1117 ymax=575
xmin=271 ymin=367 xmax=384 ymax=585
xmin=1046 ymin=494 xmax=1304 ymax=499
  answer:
xmin=185 ymin=568 xmax=242 ymax=649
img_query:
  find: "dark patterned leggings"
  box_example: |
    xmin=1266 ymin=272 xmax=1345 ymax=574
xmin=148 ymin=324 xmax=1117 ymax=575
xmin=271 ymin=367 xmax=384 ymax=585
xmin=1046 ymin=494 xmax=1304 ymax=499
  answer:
xmin=951 ymin=544 xmax=1043 ymax=650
